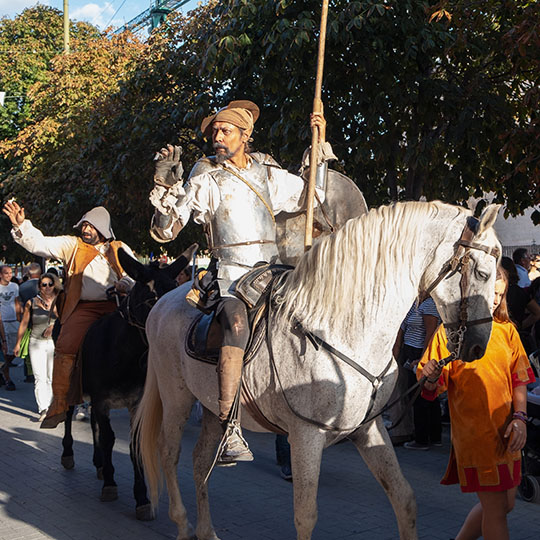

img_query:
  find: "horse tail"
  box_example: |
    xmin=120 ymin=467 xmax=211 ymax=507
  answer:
xmin=133 ymin=355 xmax=163 ymax=508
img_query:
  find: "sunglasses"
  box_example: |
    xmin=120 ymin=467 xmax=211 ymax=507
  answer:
xmin=40 ymin=282 xmax=54 ymax=288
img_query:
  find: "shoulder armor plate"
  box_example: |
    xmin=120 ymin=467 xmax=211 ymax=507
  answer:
xmin=188 ymin=157 xmax=219 ymax=180
xmin=250 ymin=152 xmax=282 ymax=169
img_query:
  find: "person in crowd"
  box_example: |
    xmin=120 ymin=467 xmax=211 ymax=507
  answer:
xmin=13 ymin=272 xmax=60 ymax=421
xmin=512 ymin=248 xmax=532 ymax=289
xmin=528 ymin=254 xmax=540 ymax=282
xmin=500 ymin=256 xmax=540 ymax=354
xmin=276 ymin=434 xmax=292 ymax=481
xmin=176 ymin=266 xmax=193 ymax=286
xmin=530 ymin=277 xmax=540 ymax=347
xmin=391 ymin=297 xmax=441 ymax=450
xmin=3 ymin=201 xmax=135 ymax=428
xmin=0 ymin=265 xmax=21 ymax=390
xmin=419 ymin=267 xmax=535 ymax=540
xmin=18 ymin=262 xmax=42 ymax=383
xmin=18 ymin=262 xmax=41 ymax=304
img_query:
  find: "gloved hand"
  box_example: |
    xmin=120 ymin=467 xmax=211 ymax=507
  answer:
xmin=154 ymin=144 xmax=184 ymax=187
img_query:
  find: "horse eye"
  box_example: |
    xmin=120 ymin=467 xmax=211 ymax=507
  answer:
xmin=475 ymin=269 xmax=489 ymax=281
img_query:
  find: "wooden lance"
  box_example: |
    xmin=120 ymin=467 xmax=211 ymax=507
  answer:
xmin=304 ymin=0 xmax=330 ymax=251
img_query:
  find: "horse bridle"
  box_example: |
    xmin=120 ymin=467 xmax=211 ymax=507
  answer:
xmin=269 ymin=215 xmax=500 ymax=432
xmin=419 ymin=216 xmax=500 ymax=363
xmin=118 ymin=289 xmax=159 ymax=346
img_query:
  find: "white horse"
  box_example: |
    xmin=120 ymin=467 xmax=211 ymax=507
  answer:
xmin=135 ymin=201 xmax=501 ymax=540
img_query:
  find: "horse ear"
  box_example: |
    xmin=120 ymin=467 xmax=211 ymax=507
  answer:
xmin=477 ymin=204 xmax=501 ymax=235
xmin=164 ymin=243 xmax=199 ymax=280
xmin=118 ymin=248 xmax=147 ymax=282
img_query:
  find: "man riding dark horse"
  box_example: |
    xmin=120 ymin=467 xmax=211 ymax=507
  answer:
xmin=3 ymin=202 xmax=135 ymax=428
xmin=149 ymin=100 xmax=334 ymax=464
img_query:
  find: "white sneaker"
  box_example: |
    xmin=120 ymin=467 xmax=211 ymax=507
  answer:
xmin=217 ymin=421 xmax=253 ymax=464
xmin=75 ymin=403 xmax=90 ymax=421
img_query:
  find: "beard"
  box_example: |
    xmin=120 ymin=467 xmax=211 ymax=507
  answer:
xmin=82 ymin=232 xmax=100 ymax=245
xmin=213 ymin=143 xmax=236 ymax=164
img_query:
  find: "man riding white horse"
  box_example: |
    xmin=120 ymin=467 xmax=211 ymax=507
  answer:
xmin=149 ymin=100 xmax=332 ymax=464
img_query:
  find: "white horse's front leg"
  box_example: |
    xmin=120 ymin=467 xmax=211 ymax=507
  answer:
xmin=349 ymin=417 xmax=418 ymax=540
xmin=193 ymin=407 xmax=223 ymax=540
xmin=289 ymin=427 xmax=326 ymax=540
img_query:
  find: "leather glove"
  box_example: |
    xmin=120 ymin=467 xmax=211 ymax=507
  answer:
xmin=154 ymin=145 xmax=184 ymax=187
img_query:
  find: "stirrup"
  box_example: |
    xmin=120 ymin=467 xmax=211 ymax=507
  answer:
xmin=204 ymin=385 xmax=252 ymax=483
xmin=216 ymin=419 xmax=253 ymax=465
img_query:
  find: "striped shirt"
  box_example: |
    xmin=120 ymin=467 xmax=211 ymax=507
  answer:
xmin=401 ymin=298 xmax=440 ymax=349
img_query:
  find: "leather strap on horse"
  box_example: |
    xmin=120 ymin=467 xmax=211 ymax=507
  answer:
xmin=211 ymin=239 xmax=276 ymax=251
xmin=266 ymin=282 xmax=395 ymax=432
xmin=241 ymin=381 xmax=287 ymax=435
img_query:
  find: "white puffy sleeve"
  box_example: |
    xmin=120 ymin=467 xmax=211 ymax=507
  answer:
xmin=148 ymin=172 xmax=221 ymax=240
xmin=267 ymin=167 xmax=326 ymax=214
xmin=11 ymin=220 xmax=77 ymax=262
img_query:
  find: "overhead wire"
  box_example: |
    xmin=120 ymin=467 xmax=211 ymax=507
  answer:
xmin=105 ymin=0 xmax=129 ymax=29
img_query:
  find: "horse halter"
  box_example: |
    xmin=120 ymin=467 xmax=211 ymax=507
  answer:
xmin=420 ymin=216 xmax=500 ymax=362
xmin=119 ymin=288 xmax=159 ymax=334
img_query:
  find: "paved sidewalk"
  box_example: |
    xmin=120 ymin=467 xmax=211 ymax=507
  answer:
xmin=1 ymin=364 xmax=539 ymax=540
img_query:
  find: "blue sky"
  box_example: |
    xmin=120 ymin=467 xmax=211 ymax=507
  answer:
xmin=0 ymin=0 xmax=202 ymax=31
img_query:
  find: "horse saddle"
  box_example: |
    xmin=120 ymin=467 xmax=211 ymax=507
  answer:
xmin=185 ymin=263 xmax=292 ymax=364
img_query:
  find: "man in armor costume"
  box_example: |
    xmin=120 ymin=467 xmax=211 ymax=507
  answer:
xmin=149 ymin=100 xmax=332 ymax=463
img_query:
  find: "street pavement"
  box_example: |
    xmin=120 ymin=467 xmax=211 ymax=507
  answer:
xmin=1 ymin=363 xmax=539 ymax=540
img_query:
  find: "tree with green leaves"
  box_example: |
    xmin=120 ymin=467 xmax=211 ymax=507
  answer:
xmin=1 ymin=1 xmax=538 ymax=260
xmin=0 ymin=6 xmax=98 ymax=141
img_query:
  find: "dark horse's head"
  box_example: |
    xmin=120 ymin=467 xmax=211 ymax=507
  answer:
xmin=117 ymin=243 xmax=198 ymax=327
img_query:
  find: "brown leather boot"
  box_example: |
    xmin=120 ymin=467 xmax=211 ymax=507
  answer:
xmin=41 ymin=353 xmax=77 ymax=429
xmin=217 ymin=345 xmax=253 ymax=464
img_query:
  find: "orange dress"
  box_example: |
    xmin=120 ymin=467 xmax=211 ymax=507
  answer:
xmin=417 ymin=322 xmax=535 ymax=492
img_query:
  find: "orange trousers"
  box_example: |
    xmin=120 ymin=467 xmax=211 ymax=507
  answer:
xmin=56 ymin=300 xmax=117 ymax=355
xmin=41 ymin=300 xmax=116 ymax=428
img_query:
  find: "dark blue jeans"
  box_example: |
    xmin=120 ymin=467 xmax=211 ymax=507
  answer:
xmin=275 ymin=434 xmax=291 ymax=466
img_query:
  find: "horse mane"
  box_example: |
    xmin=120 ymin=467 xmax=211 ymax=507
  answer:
xmin=275 ymin=200 xmax=469 ymax=335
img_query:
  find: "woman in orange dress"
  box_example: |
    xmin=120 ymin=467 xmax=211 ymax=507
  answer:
xmin=419 ymin=268 xmax=535 ymax=540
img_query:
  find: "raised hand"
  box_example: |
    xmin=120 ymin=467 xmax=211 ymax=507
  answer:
xmin=154 ymin=144 xmax=184 ymax=187
xmin=3 ymin=200 xmax=25 ymax=227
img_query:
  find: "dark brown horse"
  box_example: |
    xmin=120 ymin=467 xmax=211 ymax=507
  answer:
xmin=61 ymin=244 xmax=196 ymax=520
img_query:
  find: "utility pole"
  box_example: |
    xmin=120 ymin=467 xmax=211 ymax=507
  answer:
xmin=63 ymin=0 xmax=70 ymax=53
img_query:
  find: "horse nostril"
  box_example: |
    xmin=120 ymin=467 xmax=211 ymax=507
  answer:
xmin=470 ymin=344 xmax=484 ymax=360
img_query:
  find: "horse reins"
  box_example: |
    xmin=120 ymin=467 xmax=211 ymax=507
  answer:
xmin=419 ymin=216 xmax=500 ymax=362
xmin=269 ymin=215 xmax=500 ymax=433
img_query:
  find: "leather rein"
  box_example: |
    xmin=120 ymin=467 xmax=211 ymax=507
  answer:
xmin=268 ymin=215 xmax=500 ymax=432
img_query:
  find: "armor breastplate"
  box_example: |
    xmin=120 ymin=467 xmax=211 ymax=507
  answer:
xmin=189 ymin=158 xmax=280 ymax=291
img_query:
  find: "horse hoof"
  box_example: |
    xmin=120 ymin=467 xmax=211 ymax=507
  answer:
xmin=96 ymin=467 xmax=103 ymax=480
xmin=100 ymin=485 xmax=118 ymax=502
xmin=177 ymin=523 xmax=198 ymax=540
xmin=192 ymin=533 xmax=220 ymax=540
xmin=135 ymin=503 xmax=154 ymax=521
xmin=61 ymin=455 xmax=75 ymax=470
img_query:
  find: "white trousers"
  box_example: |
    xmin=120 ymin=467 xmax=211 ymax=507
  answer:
xmin=29 ymin=338 xmax=54 ymax=413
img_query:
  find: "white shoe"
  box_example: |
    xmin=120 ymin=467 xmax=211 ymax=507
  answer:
xmin=217 ymin=421 xmax=253 ymax=465
xmin=75 ymin=403 xmax=90 ymax=421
